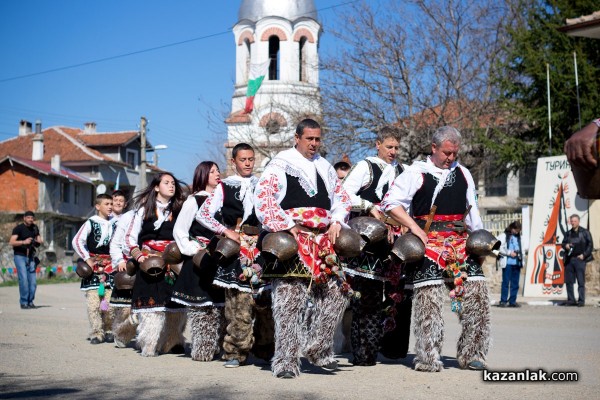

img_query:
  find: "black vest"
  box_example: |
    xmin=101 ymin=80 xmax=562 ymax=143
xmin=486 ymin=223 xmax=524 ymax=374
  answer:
xmin=86 ymin=219 xmax=111 ymax=255
xmin=280 ymin=172 xmax=331 ymax=210
xmin=412 ymin=168 xmax=468 ymax=217
xmin=356 ymin=160 xmax=404 ymax=203
xmin=138 ymin=215 xmax=175 ymax=244
xmin=218 ymin=182 xmax=259 ymax=228
xmin=189 ymin=195 xmax=215 ymax=239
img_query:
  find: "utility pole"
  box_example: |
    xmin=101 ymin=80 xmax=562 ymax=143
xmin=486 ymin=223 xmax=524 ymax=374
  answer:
xmin=139 ymin=116 xmax=147 ymax=190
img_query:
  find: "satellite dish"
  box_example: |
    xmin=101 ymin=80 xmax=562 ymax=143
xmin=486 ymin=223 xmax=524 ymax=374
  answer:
xmin=96 ymin=184 xmax=107 ymax=194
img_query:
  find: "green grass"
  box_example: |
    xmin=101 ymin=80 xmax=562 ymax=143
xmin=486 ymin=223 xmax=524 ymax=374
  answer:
xmin=0 ymin=276 xmax=80 ymax=287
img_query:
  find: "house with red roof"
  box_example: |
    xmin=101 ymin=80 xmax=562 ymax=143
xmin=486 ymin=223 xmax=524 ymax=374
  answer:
xmin=0 ymin=119 xmax=162 ymax=267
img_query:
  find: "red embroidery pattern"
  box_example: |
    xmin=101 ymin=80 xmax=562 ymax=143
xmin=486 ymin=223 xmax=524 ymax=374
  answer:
xmin=255 ymin=175 xmax=291 ymax=231
xmin=424 ymin=231 xmax=467 ymax=269
xmin=197 ymin=186 xmax=225 ymax=234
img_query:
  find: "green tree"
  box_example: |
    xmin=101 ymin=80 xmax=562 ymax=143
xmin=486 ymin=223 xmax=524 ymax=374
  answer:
xmin=493 ymin=0 xmax=600 ymax=169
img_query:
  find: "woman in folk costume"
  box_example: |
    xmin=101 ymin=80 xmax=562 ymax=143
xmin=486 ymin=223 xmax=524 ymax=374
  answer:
xmin=109 ymin=205 xmax=138 ymax=348
xmin=196 ymin=143 xmax=273 ymax=368
xmin=171 ymin=161 xmax=226 ymax=361
xmin=72 ymin=193 xmax=116 ymax=344
xmin=381 ymin=126 xmax=490 ymax=371
xmin=124 ymin=172 xmax=186 ymax=357
xmin=253 ymin=119 xmax=353 ymax=378
xmin=341 ymin=126 xmax=411 ymax=365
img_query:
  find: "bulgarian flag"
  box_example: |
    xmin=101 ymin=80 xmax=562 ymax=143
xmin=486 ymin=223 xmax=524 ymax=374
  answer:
xmin=244 ymin=60 xmax=271 ymax=114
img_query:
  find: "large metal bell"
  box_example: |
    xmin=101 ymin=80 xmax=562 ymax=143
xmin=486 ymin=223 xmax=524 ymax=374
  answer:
xmin=466 ymin=229 xmax=501 ymax=256
xmin=571 ymin=164 xmax=600 ymax=199
xmin=333 ymin=228 xmax=365 ymax=258
xmin=76 ymin=260 xmax=93 ymax=278
xmin=163 ymin=242 xmax=183 ymax=265
xmin=214 ymin=237 xmax=240 ymax=263
xmin=348 ymin=216 xmax=388 ymax=244
xmin=391 ymin=233 xmax=425 ymax=263
xmin=125 ymin=259 xmax=137 ymax=276
xmin=140 ymin=256 xmax=165 ymax=276
xmin=114 ymin=271 xmax=136 ymax=290
xmin=192 ymin=249 xmax=208 ymax=269
xmin=261 ymin=232 xmax=298 ymax=261
xmin=170 ymin=262 xmax=183 ymax=275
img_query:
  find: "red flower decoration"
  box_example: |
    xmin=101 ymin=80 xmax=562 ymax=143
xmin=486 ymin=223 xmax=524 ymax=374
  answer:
xmin=315 ymin=208 xmax=327 ymax=217
xmin=302 ymin=210 xmax=315 ymax=219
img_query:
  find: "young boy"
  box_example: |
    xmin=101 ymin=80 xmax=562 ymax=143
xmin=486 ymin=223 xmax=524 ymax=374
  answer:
xmin=196 ymin=143 xmax=274 ymax=368
xmin=108 ymin=190 xmax=138 ymax=348
xmin=73 ymin=193 xmax=116 ymax=344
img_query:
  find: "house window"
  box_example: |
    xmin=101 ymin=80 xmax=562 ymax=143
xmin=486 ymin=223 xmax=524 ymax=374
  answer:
xmin=268 ymin=36 xmax=280 ymax=80
xmin=245 ymin=39 xmax=251 ymax=81
xmin=60 ymin=181 xmax=71 ymax=203
xmin=299 ymin=36 xmax=307 ymax=82
xmin=74 ymin=185 xmax=79 ymax=205
xmin=64 ymin=224 xmax=75 ymax=255
xmin=519 ymin=163 xmax=536 ymax=198
xmin=485 ymin=165 xmax=507 ymax=197
xmin=126 ymin=149 xmax=138 ymax=169
xmin=90 ymin=186 xmax=95 ymax=207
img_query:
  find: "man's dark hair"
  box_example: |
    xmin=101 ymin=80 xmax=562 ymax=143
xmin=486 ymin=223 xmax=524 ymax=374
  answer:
xmin=24 ymin=211 xmax=35 ymax=218
xmin=296 ymin=118 xmax=321 ymax=138
xmin=334 ymin=161 xmax=351 ymax=172
xmin=569 ymin=214 xmax=580 ymax=220
xmin=232 ymin=143 xmax=254 ymax=159
xmin=376 ymin=126 xmax=401 ymax=143
xmin=112 ymin=190 xmax=126 ymax=198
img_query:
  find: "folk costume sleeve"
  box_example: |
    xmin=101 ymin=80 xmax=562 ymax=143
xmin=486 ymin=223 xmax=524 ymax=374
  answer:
xmin=72 ymin=220 xmax=92 ymax=261
xmin=124 ymin=208 xmax=144 ymax=260
xmin=196 ymin=183 xmax=227 ymax=235
xmin=460 ymin=165 xmax=483 ymax=231
xmin=254 ymin=163 xmax=296 ymax=232
xmin=109 ymin=210 xmax=134 ymax=266
xmin=342 ymin=160 xmax=373 ymax=212
xmin=174 ymin=195 xmax=203 ymax=256
xmin=329 ymin=167 xmax=352 ymax=225
xmin=380 ymin=170 xmax=423 ymax=213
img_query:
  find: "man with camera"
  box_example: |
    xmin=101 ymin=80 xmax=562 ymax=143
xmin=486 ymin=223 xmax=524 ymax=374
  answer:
xmin=561 ymin=214 xmax=593 ymax=307
xmin=9 ymin=211 xmax=43 ymax=309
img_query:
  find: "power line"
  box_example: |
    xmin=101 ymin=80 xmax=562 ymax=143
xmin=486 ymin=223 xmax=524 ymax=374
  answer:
xmin=0 ymin=1 xmax=360 ymax=84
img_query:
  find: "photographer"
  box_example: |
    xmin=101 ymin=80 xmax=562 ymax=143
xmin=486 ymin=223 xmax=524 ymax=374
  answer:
xmin=561 ymin=214 xmax=593 ymax=307
xmin=497 ymin=221 xmax=523 ymax=308
xmin=9 ymin=211 xmax=43 ymax=309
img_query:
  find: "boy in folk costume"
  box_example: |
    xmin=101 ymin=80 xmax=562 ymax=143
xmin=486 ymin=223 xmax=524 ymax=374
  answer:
xmin=341 ymin=126 xmax=411 ymax=365
xmin=253 ymin=119 xmax=353 ymax=378
xmin=108 ymin=190 xmax=138 ymax=348
xmin=196 ymin=144 xmax=274 ymax=368
xmin=73 ymin=194 xmax=116 ymax=344
xmin=381 ymin=126 xmax=490 ymax=371
xmin=172 ymin=161 xmax=226 ymax=361
xmin=125 ymin=172 xmax=187 ymax=357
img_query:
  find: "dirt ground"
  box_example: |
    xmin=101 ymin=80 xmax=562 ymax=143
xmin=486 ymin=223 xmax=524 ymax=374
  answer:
xmin=1 ymin=283 xmax=598 ymax=400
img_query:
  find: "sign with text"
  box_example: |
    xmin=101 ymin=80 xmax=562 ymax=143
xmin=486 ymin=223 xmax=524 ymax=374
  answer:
xmin=523 ymin=156 xmax=589 ymax=297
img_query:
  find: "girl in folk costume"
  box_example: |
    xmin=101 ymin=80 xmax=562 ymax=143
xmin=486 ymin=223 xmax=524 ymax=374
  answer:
xmin=253 ymin=119 xmax=353 ymax=378
xmin=341 ymin=126 xmax=411 ymax=365
xmin=73 ymin=194 xmax=116 ymax=344
xmin=196 ymin=143 xmax=274 ymax=368
xmin=109 ymin=189 xmax=138 ymax=348
xmin=171 ymin=161 xmax=226 ymax=361
xmin=124 ymin=172 xmax=186 ymax=357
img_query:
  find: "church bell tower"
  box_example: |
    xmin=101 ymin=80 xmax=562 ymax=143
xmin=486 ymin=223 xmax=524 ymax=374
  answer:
xmin=225 ymin=0 xmax=322 ymax=172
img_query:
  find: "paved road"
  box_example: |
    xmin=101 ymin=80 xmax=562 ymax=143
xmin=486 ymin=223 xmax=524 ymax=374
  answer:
xmin=1 ymin=283 xmax=598 ymax=400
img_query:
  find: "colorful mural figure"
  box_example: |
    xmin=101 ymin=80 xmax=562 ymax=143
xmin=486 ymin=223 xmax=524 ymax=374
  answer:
xmin=523 ymin=155 xmax=588 ymax=298
xmin=530 ymin=175 xmax=571 ymax=294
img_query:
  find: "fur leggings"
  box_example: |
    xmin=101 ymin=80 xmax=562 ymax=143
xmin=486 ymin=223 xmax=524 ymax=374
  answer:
xmin=189 ymin=306 xmax=224 ymax=361
xmin=112 ymin=307 xmax=138 ymax=348
xmin=412 ymin=280 xmax=490 ymax=371
xmin=85 ymin=289 xmax=114 ymax=341
xmin=271 ymin=278 xmax=349 ymax=377
xmin=222 ymin=289 xmax=274 ymax=364
xmin=136 ymin=311 xmax=187 ymax=357
xmin=350 ymin=277 xmax=383 ymax=365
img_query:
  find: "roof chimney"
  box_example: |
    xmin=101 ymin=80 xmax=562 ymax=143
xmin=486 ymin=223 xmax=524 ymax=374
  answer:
xmin=35 ymin=120 xmax=42 ymax=134
xmin=84 ymin=122 xmax=97 ymax=134
xmin=32 ymin=133 xmax=44 ymax=161
xmin=51 ymin=154 xmax=61 ymax=172
xmin=19 ymin=120 xmax=32 ymax=136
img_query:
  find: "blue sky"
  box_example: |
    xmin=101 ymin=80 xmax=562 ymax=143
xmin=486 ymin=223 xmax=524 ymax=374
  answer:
xmin=0 ymin=0 xmax=348 ymax=184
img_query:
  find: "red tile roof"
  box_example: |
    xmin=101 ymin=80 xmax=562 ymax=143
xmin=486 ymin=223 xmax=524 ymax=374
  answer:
xmin=0 ymin=155 xmax=93 ymax=183
xmin=0 ymin=126 xmax=130 ymax=166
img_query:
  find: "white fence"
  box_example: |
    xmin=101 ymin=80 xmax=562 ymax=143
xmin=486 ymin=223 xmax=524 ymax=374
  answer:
xmin=482 ymin=213 xmax=522 ymax=237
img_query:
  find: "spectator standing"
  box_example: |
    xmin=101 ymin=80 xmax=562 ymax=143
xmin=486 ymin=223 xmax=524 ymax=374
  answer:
xmin=9 ymin=211 xmax=43 ymax=309
xmin=497 ymin=221 xmax=523 ymax=308
xmin=561 ymin=214 xmax=593 ymax=307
